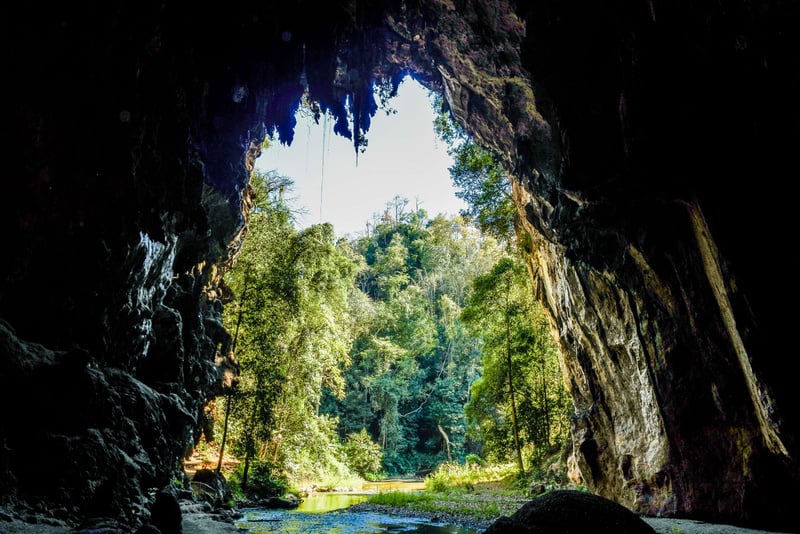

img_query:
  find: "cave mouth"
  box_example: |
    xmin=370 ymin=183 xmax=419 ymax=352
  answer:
xmin=257 ymin=74 xmax=468 ymax=239
xmin=3 ymin=1 xmax=799 ymax=531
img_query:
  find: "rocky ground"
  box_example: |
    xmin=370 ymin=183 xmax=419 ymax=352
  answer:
xmin=343 ymin=501 xmax=794 ymax=534
xmin=0 ymin=499 xmax=794 ymax=533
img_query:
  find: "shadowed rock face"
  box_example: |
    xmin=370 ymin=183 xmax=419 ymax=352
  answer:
xmin=483 ymin=490 xmax=657 ymax=534
xmin=2 ymin=0 xmax=798 ymax=531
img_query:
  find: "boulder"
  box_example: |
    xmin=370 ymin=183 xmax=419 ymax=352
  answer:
xmin=190 ymin=469 xmax=232 ymax=509
xmin=483 ymin=490 xmax=656 ymax=534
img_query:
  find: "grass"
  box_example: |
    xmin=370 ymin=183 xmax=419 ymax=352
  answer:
xmin=362 ymin=463 xmax=530 ymax=527
xmin=424 ymin=461 xmax=521 ymax=493
xmin=364 ymin=487 xmax=526 ymax=526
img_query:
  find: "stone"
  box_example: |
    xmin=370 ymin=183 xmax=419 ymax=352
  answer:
xmin=150 ymin=489 xmax=182 ymax=534
xmin=190 ymin=470 xmax=232 ymax=509
xmin=483 ymin=490 xmax=656 ymax=534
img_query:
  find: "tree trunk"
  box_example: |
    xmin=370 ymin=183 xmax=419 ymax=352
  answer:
xmin=216 ymin=393 xmax=234 ymax=474
xmin=505 ymin=289 xmax=524 ymax=475
xmin=541 ymin=355 xmax=550 ymax=447
xmin=437 ymin=423 xmax=452 ymax=461
xmin=241 ymin=390 xmax=260 ymax=490
xmin=216 ymin=275 xmax=249 ymax=473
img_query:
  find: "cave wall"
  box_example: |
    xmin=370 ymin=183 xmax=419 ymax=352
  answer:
xmin=2 ymin=0 xmax=798 ymax=531
xmin=509 ymin=2 xmax=800 ymax=528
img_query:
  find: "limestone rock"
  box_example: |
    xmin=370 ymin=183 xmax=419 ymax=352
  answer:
xmin=483 ymin=490 xmax=656 ymax=534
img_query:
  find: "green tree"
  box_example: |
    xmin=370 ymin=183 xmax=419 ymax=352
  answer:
xmin=220 ymin=170 xmax=297 ymax=488
xmin=433 ymin=96 xmax=516 ymax=244
xmin=343 ymin=429 xmax=384 ymax=478
xmin=462 ymin=258 xmax=526 ymax=473
xmin=219 ymin=170 xmax=358 ymax=488
xmin=323 ymin=210 xmax=503 ymax=475
xmin=461 ymin=257 xmax=569 ymax=472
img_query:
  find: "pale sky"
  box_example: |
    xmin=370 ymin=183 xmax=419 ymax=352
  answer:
xmin=254 ymin=77 xmax=468 ymax=239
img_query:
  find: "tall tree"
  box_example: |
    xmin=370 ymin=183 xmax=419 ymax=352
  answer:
xmin=219 ymin=170 xmax=358 ymax=486
xmin=219 ymin=170 xmax=297 ymax=487
xmin=323 ymin=211 xmax=503 ymax=474
xmin=461 ymin=257 xmax=570 ymax=472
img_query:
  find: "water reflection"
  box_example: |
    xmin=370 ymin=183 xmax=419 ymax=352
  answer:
xmin=295 ymin=492 xmax=369 ymax=513
xmin=235 ymin=507 xmax=481 ymax=533
xmin=234 ymin=481 xmax=481 ymax=534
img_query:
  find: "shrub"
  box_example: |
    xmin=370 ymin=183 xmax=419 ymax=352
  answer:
xmin=424 ymin=461 xmax=518 ymax=493
xmin=342 ymin=429 xmax=383 ymax=478
xmin=465 ymin=453 xmax=484 ymax=466
xmin=228 ymin=460 xmax=290 ymax=500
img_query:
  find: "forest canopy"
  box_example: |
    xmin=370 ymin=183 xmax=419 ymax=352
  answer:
xmin=196 ymin=100 xmax=571 ymax=497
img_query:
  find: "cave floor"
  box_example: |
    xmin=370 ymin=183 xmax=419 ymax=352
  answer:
xmin=0 ymin=510 xmax=793 ymax=533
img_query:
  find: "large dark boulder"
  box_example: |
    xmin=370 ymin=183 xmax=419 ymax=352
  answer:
xmin=483 ymin=490 xmax=656 ymax=534
xmin=190 ymin=469 xmax=232 ymax=510
xmin=150 ymin=488 xmax=182 ymax=534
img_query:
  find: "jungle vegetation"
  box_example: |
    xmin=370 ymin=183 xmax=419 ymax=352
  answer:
xmin=194 ymin=97 xmax=572 ymax=499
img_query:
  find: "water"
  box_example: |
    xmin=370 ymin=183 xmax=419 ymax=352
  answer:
xmin=233 ymin=481 xmax=482 ymax=534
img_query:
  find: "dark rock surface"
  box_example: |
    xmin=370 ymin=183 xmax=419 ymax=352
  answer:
xmin=2 ymin=0 xmax=798 ymax=532
xmin=190 ymin=470 xmax=233 ymax=510
xmin=483 ymin=490 xmax=656 ymax=534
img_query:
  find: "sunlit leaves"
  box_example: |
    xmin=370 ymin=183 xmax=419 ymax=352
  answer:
xmin=432 ymin=96 xmax=516 ymax=245
xmin=220 ymin=170 xmax=359 ymax=484
xmin=460 ymin=256 xmax=570 ymax=467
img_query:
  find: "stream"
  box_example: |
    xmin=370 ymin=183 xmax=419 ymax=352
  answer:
xmin=233 ymin=480 xmax=483 ymax=534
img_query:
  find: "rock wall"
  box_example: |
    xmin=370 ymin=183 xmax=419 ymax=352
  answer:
xmin=2 ymin=0 xmax=798 ymax=531
xmin=509 ymin=3 xmax=800 ymax=528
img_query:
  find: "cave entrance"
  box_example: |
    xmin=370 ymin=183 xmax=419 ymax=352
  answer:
xmin=255 ymin=75 xmax=467 ymax=238
xmin=201 ymin=69 xmax=573 ymax=490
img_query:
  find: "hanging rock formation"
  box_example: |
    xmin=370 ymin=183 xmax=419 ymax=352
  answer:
xmin=2 ymin=0 xmax=798 ymax=531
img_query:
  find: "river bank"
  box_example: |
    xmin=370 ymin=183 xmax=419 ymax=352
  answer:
xmin=2 ymin=491 xmax=792 ymax=534
xmin=181 ymin=488 xmax=794 ymax=534
xmin=344 ymin=500 xmax=794 ymax=534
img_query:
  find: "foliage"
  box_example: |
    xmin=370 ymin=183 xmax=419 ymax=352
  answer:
xmin=368 ymin=491 xmax=433 ymax=507
xmin=424 ymin=461 xmax=518 ymax=493
xmin=464 ymin=453 xmax=484 ymax=466
xmin=219 ymin=169 xmax=359 ymax=489
xmin=461 ymin=257 xmax=570 ymax=473
xmin=211 ymin=128 xmax=572 ymax=493
xmin=342 ymin=428 xmax=384 ymax=478
xmin=322 ymin=212 xmax=504 ymax=476
xmin=432 ymin=95 xmax=517 ymax=245
xmin=526 ymin=444 xmax=571 ymax=489
xmin=227 ymin=459 xmax=291 ymax=500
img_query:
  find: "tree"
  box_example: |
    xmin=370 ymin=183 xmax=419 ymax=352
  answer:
xmin=219 ymin=170 xmax=358 ymax=488
xmin=342 ymin=428 xmax=383 ymax=478
xmin=323 ymin=210 xmax=503 ymax=475
xmin=219 ymin=170 xmax=297 ymax=487
xmin=433 ymin=96 xmax=517 ymax=244
xmin=461 ymin=257 xmax=570 ymax=473
xmin=462 ymin=258 xmax=526 ymax=473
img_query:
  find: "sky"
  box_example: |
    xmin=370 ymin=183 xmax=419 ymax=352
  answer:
xmin=254 ymin=77 xmax=468 ymax=239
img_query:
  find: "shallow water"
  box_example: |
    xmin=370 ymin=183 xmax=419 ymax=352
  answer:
xmin=233 ymin=481 xmax=482 ymax=534
xmin=234 ymin=507 xmax=481 ymax=533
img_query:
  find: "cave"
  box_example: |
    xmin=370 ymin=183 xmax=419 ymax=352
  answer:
xmin=3 ymin=0 xmax=798 ymax=532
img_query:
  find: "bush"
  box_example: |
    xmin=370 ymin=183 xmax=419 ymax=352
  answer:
xmin=342 ymin=429 xmax=383 ymax=478
xmin=465 ymin=453 xmax=484 ymax=466
xmin=424 ymin=461 xmax=518 ymax=493
xmin=227 ymin=460 xmax=290 ymax=500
